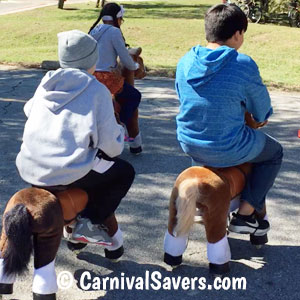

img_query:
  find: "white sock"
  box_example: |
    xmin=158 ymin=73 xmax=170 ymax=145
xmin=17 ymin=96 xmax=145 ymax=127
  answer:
xmin=207 ymin=235 xmax=231 ymax=265
xmin=105 ymin=227 xmax=123 ymax=251
xmin=129 ymin=132 xmax=142 ymax=148
xmin=32 ymin=260 xmax=57 ymax=295
xmin=0 ymin=258 xmax=16 ymax=284
xmin=163 ymin=230 xmax=188 ymax=257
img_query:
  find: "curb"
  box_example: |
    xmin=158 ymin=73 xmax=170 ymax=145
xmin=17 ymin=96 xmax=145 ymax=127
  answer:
xmin=41 ymin=60 xmax=60 ymax=70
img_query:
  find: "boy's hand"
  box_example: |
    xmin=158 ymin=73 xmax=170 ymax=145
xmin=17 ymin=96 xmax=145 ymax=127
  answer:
xmin=245 ymin=112 xmax=268 ymax=129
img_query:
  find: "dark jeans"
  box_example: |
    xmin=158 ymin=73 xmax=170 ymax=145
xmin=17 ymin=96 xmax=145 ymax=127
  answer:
xmin=241 ymin=134 xmax=283 ymax=211
xmin=69 ymin=158 xmax=135 ymax=224
xmin=116 ymin=82 xmax=141 ymax=125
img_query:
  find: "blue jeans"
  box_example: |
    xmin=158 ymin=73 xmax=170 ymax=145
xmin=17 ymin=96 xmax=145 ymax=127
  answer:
xmin=241 ymin=134 xmax=283 ymax=212
xmin=115 ymin=82 xmax=141 ymax=125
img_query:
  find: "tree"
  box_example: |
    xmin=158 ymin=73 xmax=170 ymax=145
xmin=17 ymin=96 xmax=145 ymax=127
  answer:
xmin=58 ymin=0 xmax=64 ymax=9
xmin=96 ymin=0 xmax=106 ymax=8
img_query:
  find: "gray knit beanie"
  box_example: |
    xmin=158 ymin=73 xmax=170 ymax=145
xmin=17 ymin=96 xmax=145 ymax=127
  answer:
xmin=57 ymin=30 xmax=98 ymax=70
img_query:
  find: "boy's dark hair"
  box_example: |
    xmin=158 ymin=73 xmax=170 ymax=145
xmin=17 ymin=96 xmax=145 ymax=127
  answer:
xmin=205 ymin=4 xmax=248 ymax=43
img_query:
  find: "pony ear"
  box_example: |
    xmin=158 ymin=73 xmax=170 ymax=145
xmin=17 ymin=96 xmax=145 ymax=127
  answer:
xmin=128 ymin=47 xmax=142 ymax=57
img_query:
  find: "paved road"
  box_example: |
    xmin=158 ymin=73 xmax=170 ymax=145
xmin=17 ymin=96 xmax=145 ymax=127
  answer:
xmin=0 ymin=0 xmax=148 ymax=15
xmin=0 ymin=66 xmax=300 ymax=300
xmin=0 ymin=0 xmax=92 ymax=15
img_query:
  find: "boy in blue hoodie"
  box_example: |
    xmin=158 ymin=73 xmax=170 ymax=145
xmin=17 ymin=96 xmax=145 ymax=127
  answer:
xmin=16 ymin=30 xmax=134 ymax=271
xmin=176 ymin=4 xmax=283 ymax=234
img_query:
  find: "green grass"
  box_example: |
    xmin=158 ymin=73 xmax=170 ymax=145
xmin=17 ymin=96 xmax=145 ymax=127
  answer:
xmin=0 ymin=0 xmax=299 ymax=90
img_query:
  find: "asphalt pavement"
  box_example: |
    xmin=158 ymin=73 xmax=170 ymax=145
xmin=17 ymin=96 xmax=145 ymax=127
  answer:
xmin=0 ymin=0 xmax=148 ymax=15
xmin=0 ymin=65 xmax=300 ymax=300
xmin=0 ymin=0 xmax=90 ymax=15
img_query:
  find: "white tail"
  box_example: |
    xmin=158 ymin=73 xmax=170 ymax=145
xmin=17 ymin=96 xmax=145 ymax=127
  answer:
xmin=174 ymin=178 xmax=200 ymax=236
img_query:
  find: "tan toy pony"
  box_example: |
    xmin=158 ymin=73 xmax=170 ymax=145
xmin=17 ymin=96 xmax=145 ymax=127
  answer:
xmin=164 ymin=113 xmax=268 ymax=275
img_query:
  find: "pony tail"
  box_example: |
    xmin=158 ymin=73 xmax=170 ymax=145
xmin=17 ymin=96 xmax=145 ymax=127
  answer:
xmin=174 ymin=178 xmax=199 ymax=236
xmin=3 ymin=204 xmax=33 ymax=276
xmin=88 ymin=14 xmax=102 ymax=34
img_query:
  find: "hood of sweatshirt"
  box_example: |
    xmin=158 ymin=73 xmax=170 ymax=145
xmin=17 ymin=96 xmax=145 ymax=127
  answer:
xmin=37 ymin=68 xmax=94 ymax=112
xmin=89 ymin=24 xmax=113 ymax=42
xmin=183 ymin=45 xmax=237 ymax=89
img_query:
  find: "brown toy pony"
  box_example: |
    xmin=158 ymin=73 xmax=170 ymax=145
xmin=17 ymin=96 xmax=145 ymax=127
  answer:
xmin=0 ymin=187 xmax=88 ymax=299
xmin=117 ymin=47 xmax=146 ymax=139
xmin=120 ymin=47 xmax=146 ymax=85
xmin=164 ymin=113 xmax=268 ymax=275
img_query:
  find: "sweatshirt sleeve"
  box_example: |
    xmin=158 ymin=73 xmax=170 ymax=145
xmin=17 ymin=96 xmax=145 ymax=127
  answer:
xmin=244 ymin=59 xmax=273 ymax=122
xmin=24 ymin=97 xmax=34 ymax=118
xmin=112 ymin=29 xmax=138 ymax=71
xmin=95 ymin=85 xmax=125 ymax=157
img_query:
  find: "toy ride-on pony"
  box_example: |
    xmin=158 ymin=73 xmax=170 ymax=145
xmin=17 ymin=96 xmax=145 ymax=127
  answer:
xmin=163 ymin=162 xmax=268 ymax=275
xmin=163 ymin=112 xmax=270 ymax=275
xmin=117 ymin=47 xmax=146 ymax=144
xmin=0 ymin=187 xmax=89 ymax=299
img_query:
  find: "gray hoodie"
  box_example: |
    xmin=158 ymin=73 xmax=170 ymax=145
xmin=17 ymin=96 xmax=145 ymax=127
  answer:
xmin=16 ymin=68 xmax=124 ymax=186
xmin=90 ymin=24 xmax=138 ymax=72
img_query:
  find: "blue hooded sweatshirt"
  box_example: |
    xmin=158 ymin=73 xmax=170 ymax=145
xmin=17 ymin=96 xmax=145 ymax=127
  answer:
xmin=176 ymin=45 xmax=272 ymax=167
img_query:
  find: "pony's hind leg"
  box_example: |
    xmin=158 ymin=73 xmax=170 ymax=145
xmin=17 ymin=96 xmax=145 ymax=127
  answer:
xmin=0 ymin=195 xmax=33 ymax=295
xmin=164 ymin=185 xmax=188 ymax=268
xmin=32 ymin=198 xmax=64 ymax=299
xmin=164 ymin=176 xmax=199 ymax=268
xmin=201 ymin=179 xmax=232 ymax=275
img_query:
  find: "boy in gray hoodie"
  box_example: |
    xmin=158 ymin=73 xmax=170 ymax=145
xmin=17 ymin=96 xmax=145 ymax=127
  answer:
xmin=16 ymin=30 xmax=134 ymax=263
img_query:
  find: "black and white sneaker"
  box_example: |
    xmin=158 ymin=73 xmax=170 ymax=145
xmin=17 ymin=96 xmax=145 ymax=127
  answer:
xmin=228 ymin=212 xmax=270 ymax=235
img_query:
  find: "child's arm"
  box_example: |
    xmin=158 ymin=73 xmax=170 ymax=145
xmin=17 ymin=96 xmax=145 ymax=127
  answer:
xmin=95 ymin=86 xmax=125 ymax=158
xmin=245 ymin=111 xmax=268 ymax=129
xmin=244 ymin=59 xmax=273 ymax=123
xmin=112 ymin=30 xmax=138 ymax=71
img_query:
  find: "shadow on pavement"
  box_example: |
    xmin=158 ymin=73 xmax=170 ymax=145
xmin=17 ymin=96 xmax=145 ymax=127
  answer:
xmin=68 ymin=237 xmax=300 ymax=299
xmin=0 ymin=70 xmax=299 ymax=299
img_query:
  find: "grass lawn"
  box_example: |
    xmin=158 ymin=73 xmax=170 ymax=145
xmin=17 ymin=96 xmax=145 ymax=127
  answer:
xmin=0 ymin=0 xmax=299 ymax=90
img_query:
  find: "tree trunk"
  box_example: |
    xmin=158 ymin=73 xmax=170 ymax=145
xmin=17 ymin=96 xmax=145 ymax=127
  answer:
xmin=96 ymin=0 xmax=106 ymax=8
xmin=58 ymin=0 xmax=64 ymax=9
